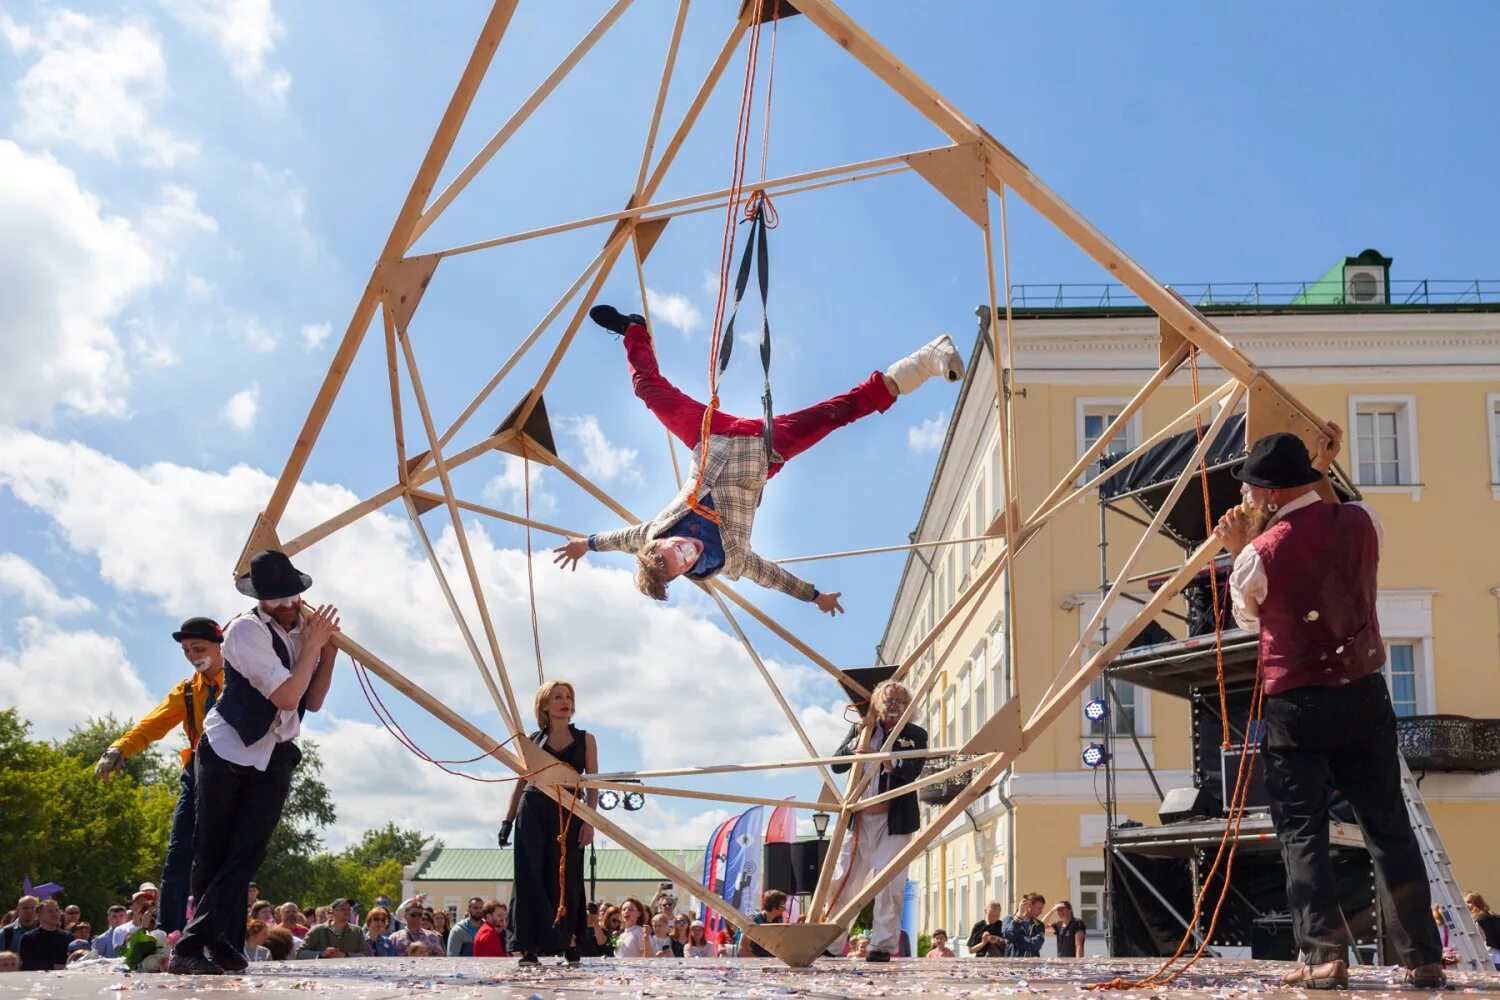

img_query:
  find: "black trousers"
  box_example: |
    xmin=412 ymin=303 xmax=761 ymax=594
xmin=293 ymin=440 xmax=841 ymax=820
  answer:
xmin=1262 ymin=672 xmax=1441 ymax=967
xmin=512 ymin=789 xmax=586 ymax=955
xmin=175 ymin=738 xmax=299 ymax=957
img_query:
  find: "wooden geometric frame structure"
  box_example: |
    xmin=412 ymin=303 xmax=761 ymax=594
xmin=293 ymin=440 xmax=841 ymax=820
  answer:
xmin=240 ymin=0 xmax=1336 ymax=967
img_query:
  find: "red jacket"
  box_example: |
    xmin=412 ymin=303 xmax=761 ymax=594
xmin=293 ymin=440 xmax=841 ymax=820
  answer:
xmin=1250 ymin=501 xmax=1384 ymax=695
xmin=472 ymin=922 xmax=508 ymax=957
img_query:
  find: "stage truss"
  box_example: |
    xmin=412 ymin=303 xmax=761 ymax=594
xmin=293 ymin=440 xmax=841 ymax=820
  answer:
xmin=235 ymin=0 xmax=1337 ymax=966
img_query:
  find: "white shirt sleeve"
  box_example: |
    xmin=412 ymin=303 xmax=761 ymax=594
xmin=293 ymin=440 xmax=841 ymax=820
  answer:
xmin=1228 ymin=545 xmax=1266 ymax=632
xmin=221 ymin=616 xmax=292 ymax=698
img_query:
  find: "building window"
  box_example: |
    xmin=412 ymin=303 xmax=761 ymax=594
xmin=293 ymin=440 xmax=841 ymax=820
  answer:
xmin=1349 ymin=396 xmax=1419 ymax=487
xmin=1075 ymin=866 xmax=1107 ymax=933
xmin=1488 ymin=393 xmax=1500 ymax=491
xmin=943 ymin=690 xmax=956 ymax=748
xmin=1077 ymin=399 xmax=1141 ymax=483
xmin=989 ymin=626 xmax=1009 ymax=706
xmin=957 ymin=665 xmax=972 ymax=744
xmin=959 ymin=508 xmax=972 ymax=585
xmin=972 ymin=643 xmax=988 ymax=721
xmin=1087 ymin=675 xmax=1138 ymax=737
xmin=972 ymin=481 xmax=987 ymax=562
xmin=990 ymin=440 xmax=1003 ymax=518
xmin=946 ymin=551 xmax=957 ymax=608
xmin=1384 ymin=641 xmax=1420 ymax=717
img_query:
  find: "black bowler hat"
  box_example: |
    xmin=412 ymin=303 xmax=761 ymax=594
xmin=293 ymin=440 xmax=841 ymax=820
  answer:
xmin=172 ymin=617 xmax=223 ymax=644
xmin=1233 ymin=432 xmax=1322 ymax=489
xmin=235 ymin=549 xmax=313 ymax=600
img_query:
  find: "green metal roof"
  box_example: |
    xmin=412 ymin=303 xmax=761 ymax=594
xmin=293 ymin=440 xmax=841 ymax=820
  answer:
xmin=412 ymin=847 xmax=705 ymax=883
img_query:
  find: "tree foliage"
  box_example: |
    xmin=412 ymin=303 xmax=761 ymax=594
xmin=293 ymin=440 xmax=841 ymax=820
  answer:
xmin=0 ymin=711 xmax=432 ymax=922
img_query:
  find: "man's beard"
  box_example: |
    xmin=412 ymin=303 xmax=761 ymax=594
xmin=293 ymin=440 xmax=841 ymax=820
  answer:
xmin=1241 ymin=500 xmax=1272 ymax=539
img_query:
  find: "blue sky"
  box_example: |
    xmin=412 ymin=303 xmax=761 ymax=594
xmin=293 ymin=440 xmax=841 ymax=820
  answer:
xmin=2 ymin=1 xmax=1497 ymax=852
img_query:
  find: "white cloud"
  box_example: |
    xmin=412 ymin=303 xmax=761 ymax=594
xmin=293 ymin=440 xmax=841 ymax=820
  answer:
xmin=223 ymin=384 xmax=259 ymax=431
xmin=0 ymin=617 xmax=153 ymax=736
xmin=157 ymin=0 xmax=291 ymax=105
xmin=0 ymin=554 xmax=96 ymax=616
xmin=141 ymin=183 xmax=218 ymax=240
xmin=483 ymin=455 xmax=556 ymax=514
xmin=0 ymin=429 xmax=852 ymax=792
xmin=1 ymin=9 xmax=196 ymax=167
xmin=0 ymin=141 xmax=163 ymax=422
xmin=645 ymin=288 xmax=703 ymax=337
xmin=907 ymin=411 xmax=948 ymax=454
xmin=240 ymin=316 xmax=278 ymax=352
xmin=301 ymin=321 xmax=332 ymax=351
xmin=131 ymin=336 xmax=180 ymax=368
xmin=560 ymin=415 xmax=643 ymax=488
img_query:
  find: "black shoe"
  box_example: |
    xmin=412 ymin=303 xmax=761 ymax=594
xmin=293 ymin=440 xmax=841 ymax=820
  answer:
xmin=563 ymin=947 xmax=581 ymax=966
xmin=518 ymin=951 xmax=540 ymax=966
xmin=865 ymin=949 xmax=890 ymax=963
xmin=588 ymin=304 xmax=644 ymax=336
xmin=210 ymin=938 xmax=249 ymax=972
xmin=167 ymin=952 xmax=225 ymax=976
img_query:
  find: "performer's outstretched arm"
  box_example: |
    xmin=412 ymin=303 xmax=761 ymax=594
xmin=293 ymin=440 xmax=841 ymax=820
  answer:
xmin=741 ymin=550 xmax=842 ymax=614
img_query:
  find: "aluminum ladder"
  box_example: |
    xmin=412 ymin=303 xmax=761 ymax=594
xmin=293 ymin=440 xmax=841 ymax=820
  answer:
xmin=1399 ymin=755 xmax=1491 ymax=970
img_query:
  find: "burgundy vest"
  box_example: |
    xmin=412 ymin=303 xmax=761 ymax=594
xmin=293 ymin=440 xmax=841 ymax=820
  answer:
xmin=1250 ymin=500 xmax=1384 ymax=695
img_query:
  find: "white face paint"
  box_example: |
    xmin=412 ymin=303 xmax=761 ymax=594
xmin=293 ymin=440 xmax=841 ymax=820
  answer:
xmin=191 ymin=657 xmax=214 ymax=673
xmin=661 ymin=537 xmax=701 ymax=576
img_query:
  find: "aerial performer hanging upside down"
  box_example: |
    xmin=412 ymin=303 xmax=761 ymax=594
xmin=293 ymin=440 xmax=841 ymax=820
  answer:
xmin=553 ymin=305 xmax=964 ymax=612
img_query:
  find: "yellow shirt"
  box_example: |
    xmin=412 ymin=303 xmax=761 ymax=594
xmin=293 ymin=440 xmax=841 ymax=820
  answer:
xmin=110 ymin=670 xmax=225 ymax=769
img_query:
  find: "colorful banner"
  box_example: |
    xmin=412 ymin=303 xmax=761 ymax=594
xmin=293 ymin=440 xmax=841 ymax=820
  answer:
xmin=765 ymin=798 xmax=797 ymax=845
xmin=900 ymin=879 xmax=918 ymax=957
xmin=701 ymin=818 xmax=736 ymax=926
xmin=722 ymin=805 xmax=764 ymax=915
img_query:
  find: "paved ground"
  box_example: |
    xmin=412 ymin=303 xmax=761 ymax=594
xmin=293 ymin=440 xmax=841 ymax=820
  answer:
xmin=7 ymin=956 xmax=1499 ymax=999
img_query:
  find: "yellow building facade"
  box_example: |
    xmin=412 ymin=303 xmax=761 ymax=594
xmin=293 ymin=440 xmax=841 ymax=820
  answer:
xmin=878 ymin=282 xmax=1500 ymax=955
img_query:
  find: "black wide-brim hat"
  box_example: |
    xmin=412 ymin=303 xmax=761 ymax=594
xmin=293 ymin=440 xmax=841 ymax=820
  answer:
xmin=1233 ymin=431 xmax=1323 ymax=489
xmin=172 ymin=616 xmax=223 ymax=644
xmin=236 ymin=549 xmax=313 ymax=600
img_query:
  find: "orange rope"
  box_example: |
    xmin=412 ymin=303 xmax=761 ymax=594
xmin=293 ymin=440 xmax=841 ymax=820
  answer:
xmin=1188 ymin=348 xmax=1232 ymax=749
xmin=1089 ymin=351 xmax=1263 ymax=989
xmin=555 ymin=786 xmax=582 ymax=925
xmin=522 ymin=453 xmax=544 ymax=684
xmin=688 ymin=0 xmax=774 ymax=524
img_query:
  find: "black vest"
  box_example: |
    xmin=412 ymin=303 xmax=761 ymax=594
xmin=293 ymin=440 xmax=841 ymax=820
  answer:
xmin=215 ymin=609 xmax=306 ymax=746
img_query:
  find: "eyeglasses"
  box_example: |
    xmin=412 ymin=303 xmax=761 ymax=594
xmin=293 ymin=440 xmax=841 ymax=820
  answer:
xmin=262 ymin=595 xmax=302 ymax=608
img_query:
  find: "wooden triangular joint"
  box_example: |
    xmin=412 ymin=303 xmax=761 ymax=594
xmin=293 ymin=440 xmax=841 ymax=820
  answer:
xmin=633 ymin=217 xmax=670 ymax=263
xmin=381 ymin=254 xmax=441 ymax=332
xmin=905 ymin=143 xmax=988 ymax=228
xmin=960 ymin=694 xmax=1022 ymax=756
xmin=1245 ymin=373 xmax=1324 ymax=459
xmin=493 ymin=390 xmax=558 ymax=467
xmin=234 ymin=513 xmax=285 ymax=579
xmin=739 ymin=921 xmax=844 ymax=968
xmin=408 ymin=488 xmax=443 ymax=516
xmin=742 ymin=0 xmax=802 ymax=24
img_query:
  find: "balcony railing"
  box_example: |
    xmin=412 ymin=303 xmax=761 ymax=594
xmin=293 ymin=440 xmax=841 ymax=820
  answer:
xmin=1003 ymin=279 xmax=1500 ymax=311
xmin=1396 ymin=715 xmax=1500 ymax=773
xmin=918 ymin=754 xmax=984 ymax=805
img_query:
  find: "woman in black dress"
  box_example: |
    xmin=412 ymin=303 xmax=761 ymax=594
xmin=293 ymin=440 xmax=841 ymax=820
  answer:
xmin=498 ymin=680 xmax=597 ymax=966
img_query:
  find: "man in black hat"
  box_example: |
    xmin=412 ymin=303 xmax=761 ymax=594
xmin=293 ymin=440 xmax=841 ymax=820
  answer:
xmin=169 ymin=550 xmax=340 ymax=976
xmin=1216 ymin=425 xmax=1443 ymax=990
xmin=95 ymin=617 xmax=226 ymax=936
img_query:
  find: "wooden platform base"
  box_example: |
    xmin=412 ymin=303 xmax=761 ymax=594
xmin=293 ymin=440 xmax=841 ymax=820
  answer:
xmin=16 ymin=956 xmax=1499 ymax=1000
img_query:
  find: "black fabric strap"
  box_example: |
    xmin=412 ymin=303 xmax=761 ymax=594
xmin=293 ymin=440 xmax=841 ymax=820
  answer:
xmin=714 ymin=201 xmax=781 ymax=464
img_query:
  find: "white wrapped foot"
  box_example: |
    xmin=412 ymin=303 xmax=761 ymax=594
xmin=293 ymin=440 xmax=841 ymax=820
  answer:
xmin=885 ymin=334 xmax=963 ymax=395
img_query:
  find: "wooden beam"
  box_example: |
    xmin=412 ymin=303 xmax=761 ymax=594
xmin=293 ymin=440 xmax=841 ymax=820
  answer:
xmin=381 ymin=303 xmax=409 ymax=482
xmin=261 ymin=0 xmax=520 ymax=528
xmin=632 ymin=0 xmax=692 ymax=197
xmin=579 ymin=779 xmax=823 ymax=812
xmin=587 ymin=744 xmax=956 ymax=783
xmin=905 ymin=142 xmax=986 ymax=227
xmin=409 ymin=0 xmax=638 ymax=247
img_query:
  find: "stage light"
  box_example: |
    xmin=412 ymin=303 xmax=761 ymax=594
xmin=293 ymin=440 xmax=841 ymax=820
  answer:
xmin=623 ymin=791 xmax=646 ymax=812
xmin=1084 ymin=698 xmax=1109 ymax=723
xmin=598 ymin=790 xmax=621 ymax=810
xmin=1082 ymin=743 xmax=1109 ymax=768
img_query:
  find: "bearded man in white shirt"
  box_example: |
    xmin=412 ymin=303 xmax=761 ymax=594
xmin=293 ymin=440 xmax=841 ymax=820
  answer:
xmin=168 ymin=550 xmax=339 ymax=977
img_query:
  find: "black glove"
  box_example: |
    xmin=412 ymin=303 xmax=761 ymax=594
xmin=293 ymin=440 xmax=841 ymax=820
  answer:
xmin=498 ymin=819 xmax=514 ymax=847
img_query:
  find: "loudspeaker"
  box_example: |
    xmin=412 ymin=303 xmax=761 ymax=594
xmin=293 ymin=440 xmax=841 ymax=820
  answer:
xmin=1221 ymin=746 xmax=1271 ymax=813
xmin=763 ymin=840 xmax=829 ymax=895
xmin=1159 ymin=785 xmax=1214 ymax=824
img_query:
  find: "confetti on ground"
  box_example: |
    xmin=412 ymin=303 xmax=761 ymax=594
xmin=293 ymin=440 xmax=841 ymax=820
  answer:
xmin=0 ymin=958 xmax=1495 ymax=1000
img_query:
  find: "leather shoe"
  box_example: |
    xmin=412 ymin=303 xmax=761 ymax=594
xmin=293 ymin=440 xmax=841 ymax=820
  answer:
xmin=865 ymin=948 xmax=890 ymax=962
xmin=167 ymin=952 xmax=225 ymax=976
xmin=210 ymin=938 xmax=249 ymax=972
xmin=1405 ymin=963 xmax=1446 ymax=989
xmin=1280 ymin=959 xmax=1348 ymax=989
xmin=588 ymin=304 xmax=645 ymax=336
